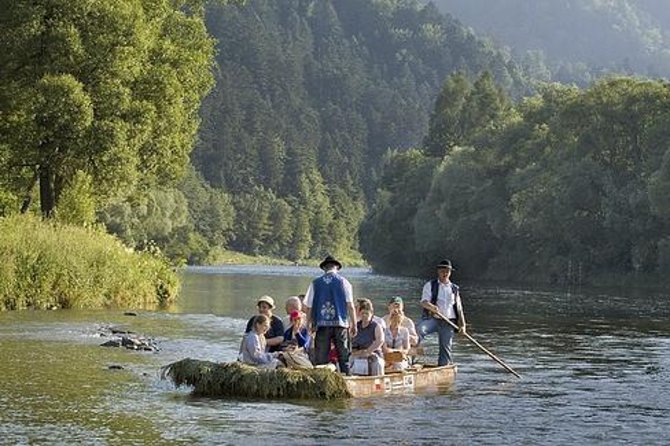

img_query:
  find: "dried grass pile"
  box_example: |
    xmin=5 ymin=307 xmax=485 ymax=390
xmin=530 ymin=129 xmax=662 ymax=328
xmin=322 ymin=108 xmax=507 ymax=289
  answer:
xmin=161 ymin=358 xmax=352 ymax=399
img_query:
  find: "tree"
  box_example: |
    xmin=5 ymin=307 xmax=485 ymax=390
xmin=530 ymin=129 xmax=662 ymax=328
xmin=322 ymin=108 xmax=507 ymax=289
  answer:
xmin=0 ymin=0 xmax=216 ymax=217
xmin=359 ymin=149 xmax=436 ymax=274
xmin=294 ymin=171 xmax=333 ymax=257
xmin=177 ymin=166 xmax=235 ymax=249
xmin=423 ymin=71 xmax=512 ymax=158
xmin=414 ymin=146 xmax=507 ymax=278
xmin=55 ymin=170 xmax=96 ymax=226
xmin=423 ymin=72 xmax=471 ymax=157
xmin=266 ymin=198 xmax=294 ymax=258
xmin=230 ymin=186 xmax=276 ymax=255
xmin=462 ymin=71 xmax=513 ymax=145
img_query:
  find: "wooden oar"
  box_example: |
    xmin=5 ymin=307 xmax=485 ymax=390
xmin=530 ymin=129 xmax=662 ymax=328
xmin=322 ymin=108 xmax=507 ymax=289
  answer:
xmin=433 ymin=310 xmax=522 ymax=379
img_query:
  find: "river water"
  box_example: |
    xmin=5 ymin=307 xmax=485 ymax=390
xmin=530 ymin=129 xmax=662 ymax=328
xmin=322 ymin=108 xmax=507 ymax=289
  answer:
xmin=1 ymin=265 xmax=669 ymax=445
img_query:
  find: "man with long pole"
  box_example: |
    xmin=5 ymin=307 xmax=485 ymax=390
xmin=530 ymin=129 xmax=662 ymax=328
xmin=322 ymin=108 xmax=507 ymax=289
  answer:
xmin=419 ymin=259 xmax=522 ymax=378
xmin=417 ymin=259 xmax=466 ymax=366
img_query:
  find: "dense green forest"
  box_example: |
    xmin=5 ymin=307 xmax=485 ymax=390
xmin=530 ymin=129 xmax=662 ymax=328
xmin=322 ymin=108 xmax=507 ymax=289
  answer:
xmin=361 ymin=74 xmax=670 ymax=284
xmin=190 ymin=0 xmax=531 ymax=262
xmin=432 ymin=0 xmax=670 ymax=84
xmin=3 ymin=0 xmax=670 ymax=287
xmin=0 ymin=0 xmax=532 ymax=267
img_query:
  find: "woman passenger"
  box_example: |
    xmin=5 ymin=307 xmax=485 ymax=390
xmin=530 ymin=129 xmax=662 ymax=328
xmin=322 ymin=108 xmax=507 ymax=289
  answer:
xmin=349 ymin=299 xmax=385 ymax=375
xmin=383 ymin=307 xmax=410 ymax=371
xmin=244 ymin=295 xmax=285 ymax=353
xmin=382 ymin=296 xmax=417 ymax=346
xmin=356 ymin=298 xmax=386 ymax=330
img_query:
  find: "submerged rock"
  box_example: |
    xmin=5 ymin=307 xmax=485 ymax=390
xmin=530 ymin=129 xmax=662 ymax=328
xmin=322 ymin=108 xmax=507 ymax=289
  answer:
xmin=97 ymin=325 xmax=159 ymax=352
xmin=110 ymin=327 xmax=136 ymax=335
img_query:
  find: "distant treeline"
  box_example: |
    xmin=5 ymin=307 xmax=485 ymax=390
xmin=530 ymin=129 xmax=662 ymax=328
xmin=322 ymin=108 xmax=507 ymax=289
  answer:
xmin=360 ymin=74 xmax=670 ymax=285
xmin=432 ymin=0 xmax=670 ymax=84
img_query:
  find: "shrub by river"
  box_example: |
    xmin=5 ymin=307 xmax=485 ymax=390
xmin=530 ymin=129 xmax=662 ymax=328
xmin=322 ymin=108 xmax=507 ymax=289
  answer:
xmin=0 ymin=214 xmax=178 ymax=311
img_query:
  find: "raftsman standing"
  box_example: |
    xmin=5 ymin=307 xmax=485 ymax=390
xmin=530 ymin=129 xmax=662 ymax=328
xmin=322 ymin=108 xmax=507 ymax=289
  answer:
xmin=417 ymin=259 xmax=467 ymax=365
xmin=304 ymin=255 xmax=357 ymax=373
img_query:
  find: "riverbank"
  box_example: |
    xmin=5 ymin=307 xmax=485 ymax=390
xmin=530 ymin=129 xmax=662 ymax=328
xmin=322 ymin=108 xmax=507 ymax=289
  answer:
xmin=0 ymin=215 xmax=179 ymax=311
xmin=206 ymin=247 xmax=369 ymax=268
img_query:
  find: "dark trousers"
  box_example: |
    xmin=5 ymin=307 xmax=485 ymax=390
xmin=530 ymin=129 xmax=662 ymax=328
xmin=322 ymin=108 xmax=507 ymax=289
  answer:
xmin=314 ymin=326 xmax=350 ymax=373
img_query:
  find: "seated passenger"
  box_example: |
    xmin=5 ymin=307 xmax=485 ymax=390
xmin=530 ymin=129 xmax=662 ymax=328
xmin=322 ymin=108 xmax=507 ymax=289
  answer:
xmin=283 ymin=310 xmax=311 ymax=350
xmin=244 ymin=295 xmax=285 ymax=352
xmin=383 ymin=307 xmax=410 ymax=371
xmin=239 ymin=315 xmax=281 ymax=369
xmin=349 ymin=299 xmax=385 ymax=376
xmin=283 ymin=295 xmax=304 ymax=326
xmin=277 ymin=310 xmax=314 ymax=369
xmin=382 ymin=296 xmax=418 ymax=346
xmin=356 ymin=298 xmax=386 ymax=330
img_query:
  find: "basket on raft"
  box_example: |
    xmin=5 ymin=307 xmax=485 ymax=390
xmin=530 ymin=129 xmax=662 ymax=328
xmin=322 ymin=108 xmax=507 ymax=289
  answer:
xmin=160 ymin=358 xmax=352 ymax=399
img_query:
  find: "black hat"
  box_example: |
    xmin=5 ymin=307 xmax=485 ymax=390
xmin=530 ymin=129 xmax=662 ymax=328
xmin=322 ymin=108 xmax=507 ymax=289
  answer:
xmin=436 ymin=259 xmax=455 ymax=270
xmin=319 ymin=255 xmax=343 ymax=270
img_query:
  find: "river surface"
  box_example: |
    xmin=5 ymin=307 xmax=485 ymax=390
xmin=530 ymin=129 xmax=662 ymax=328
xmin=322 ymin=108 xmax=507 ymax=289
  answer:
xmin=1 ymin=265 xmax=669 ymax=445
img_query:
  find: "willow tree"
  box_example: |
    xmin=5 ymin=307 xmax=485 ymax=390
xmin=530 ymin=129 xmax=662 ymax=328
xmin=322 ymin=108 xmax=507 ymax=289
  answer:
xmin=0 ymin=0 xmax=218 ymax=217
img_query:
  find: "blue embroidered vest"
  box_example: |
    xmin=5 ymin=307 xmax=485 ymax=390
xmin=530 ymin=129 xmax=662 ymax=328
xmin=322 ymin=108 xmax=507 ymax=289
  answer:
xmin=311 ymin=272 xmax=349 ymax=328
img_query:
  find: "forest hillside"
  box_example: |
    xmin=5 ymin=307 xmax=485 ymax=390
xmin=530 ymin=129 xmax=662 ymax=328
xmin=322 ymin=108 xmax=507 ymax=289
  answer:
xmin=187 ymin=0 xmax=532 ymax=263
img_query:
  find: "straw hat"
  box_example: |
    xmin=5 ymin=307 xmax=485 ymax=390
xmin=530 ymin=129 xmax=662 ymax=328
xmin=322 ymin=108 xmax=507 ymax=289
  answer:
xmin=257 ymin=295 xmax=276 ymax=309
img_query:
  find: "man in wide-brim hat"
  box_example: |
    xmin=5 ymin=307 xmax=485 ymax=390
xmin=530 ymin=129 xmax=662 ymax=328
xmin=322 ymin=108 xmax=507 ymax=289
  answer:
xmin=318 ymin=255 xmax=343 ymax=270
xmin=304 ymin=255 xmax=357 ymax=373
xmin=416 ymin=259 xmax=467 ymax=365
xmin=244 ymin=295 xmax=285 ymax=353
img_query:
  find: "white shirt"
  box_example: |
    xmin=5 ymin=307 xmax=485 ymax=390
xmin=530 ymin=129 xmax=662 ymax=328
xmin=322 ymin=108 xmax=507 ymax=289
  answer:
xmin=304 ymin=269 xmax=354 ymax=308
xmin=421 ymin=280 xmax=457 ymax=319
xmin=384 ymin=326 xmax=410 ymax=351
xmin=382 ymin=314 xmax=418 ymax=345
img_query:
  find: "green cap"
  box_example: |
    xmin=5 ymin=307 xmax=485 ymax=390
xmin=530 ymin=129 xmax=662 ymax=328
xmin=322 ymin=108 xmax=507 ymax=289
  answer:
xmin=388 ymin=296 xmax=403 ymax=305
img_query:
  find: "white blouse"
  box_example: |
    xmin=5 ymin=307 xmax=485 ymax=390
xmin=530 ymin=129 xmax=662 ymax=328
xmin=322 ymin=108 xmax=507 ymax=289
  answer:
xmin=384 ymin=326 xmax=410 ymax=351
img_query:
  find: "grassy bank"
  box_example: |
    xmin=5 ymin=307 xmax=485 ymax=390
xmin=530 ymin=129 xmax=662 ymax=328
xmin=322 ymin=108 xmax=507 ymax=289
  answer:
xmin=207 ymin=248 xmax=369 ymax=268
xmin=0 ymin=215 xmax=179 ymax=311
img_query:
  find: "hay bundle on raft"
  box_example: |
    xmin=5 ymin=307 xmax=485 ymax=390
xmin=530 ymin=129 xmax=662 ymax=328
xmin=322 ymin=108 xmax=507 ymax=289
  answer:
xmin=161 ymin=358 xmax=352 ymax=399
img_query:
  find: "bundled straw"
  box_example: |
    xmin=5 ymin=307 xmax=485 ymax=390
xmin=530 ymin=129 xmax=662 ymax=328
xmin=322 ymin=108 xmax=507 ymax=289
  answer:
xmin=161 ymin=358 xmax=352 ymax=399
